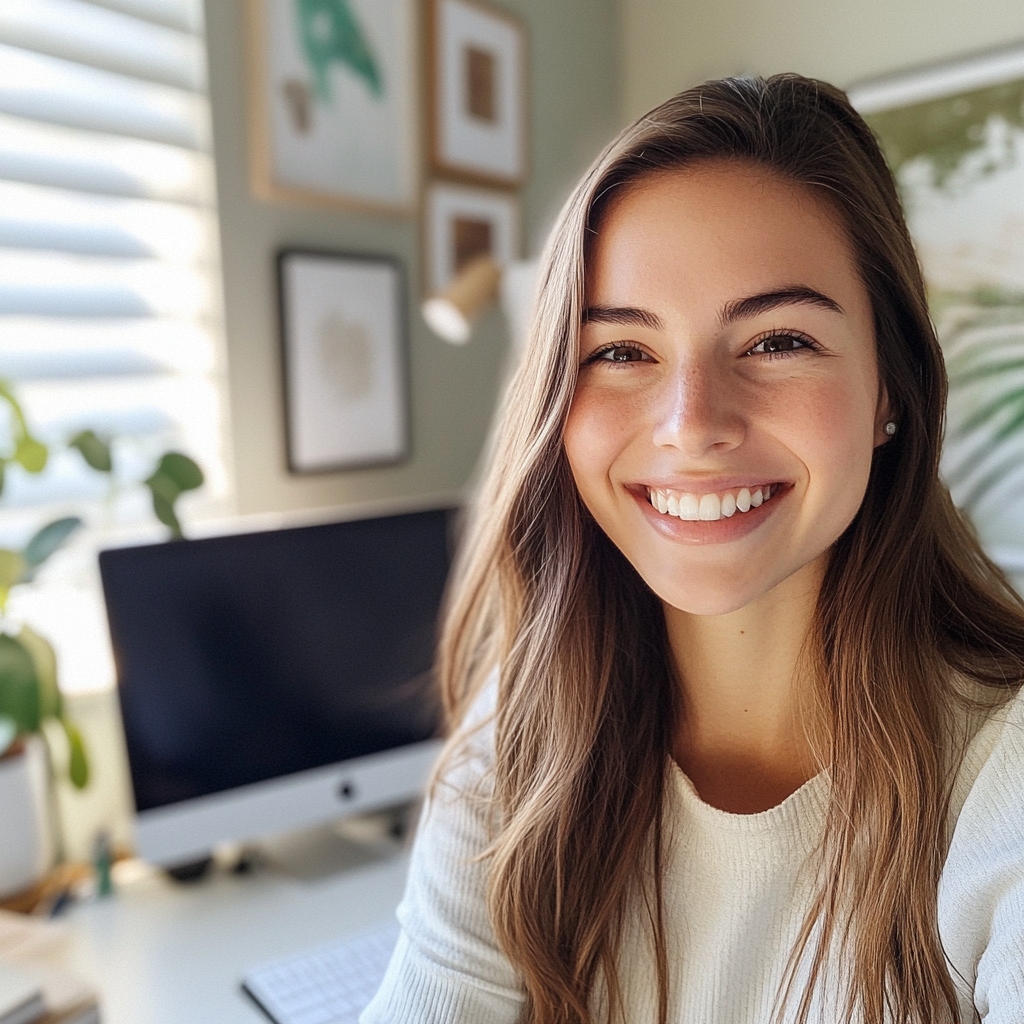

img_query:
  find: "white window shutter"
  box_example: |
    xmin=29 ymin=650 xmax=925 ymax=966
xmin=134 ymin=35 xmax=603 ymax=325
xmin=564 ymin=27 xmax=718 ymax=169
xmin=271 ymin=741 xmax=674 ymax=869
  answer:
xmin=0 ymin=0 xmax=232 ymax=693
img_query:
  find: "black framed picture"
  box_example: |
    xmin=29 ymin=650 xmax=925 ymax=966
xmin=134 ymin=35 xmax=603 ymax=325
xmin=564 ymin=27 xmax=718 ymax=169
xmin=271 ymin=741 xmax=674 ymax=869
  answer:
xmin=277 ymin=250 xmax=409 ymax=472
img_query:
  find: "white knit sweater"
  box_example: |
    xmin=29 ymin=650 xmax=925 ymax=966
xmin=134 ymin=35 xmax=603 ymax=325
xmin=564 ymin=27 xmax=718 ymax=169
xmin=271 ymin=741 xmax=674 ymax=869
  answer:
xmin=361 ymin=684 xmax=1024 ymax=1023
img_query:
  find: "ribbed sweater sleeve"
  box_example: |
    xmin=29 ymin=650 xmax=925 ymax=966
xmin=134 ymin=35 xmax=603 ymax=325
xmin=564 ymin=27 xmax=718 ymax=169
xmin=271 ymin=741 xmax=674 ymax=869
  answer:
xmin=360 ymin=687 xmax=525 ymax=1024
xmin=939 ymin=688 xmax=1024 ymax=1023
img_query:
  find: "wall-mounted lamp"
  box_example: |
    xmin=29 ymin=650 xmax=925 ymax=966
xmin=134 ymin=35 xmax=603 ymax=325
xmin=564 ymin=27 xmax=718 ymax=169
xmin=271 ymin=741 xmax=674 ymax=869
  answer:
xmin=422 ymin=255 xmax=502 ymax=345
xmin=423 ymin=257 xmax=538 ymax=349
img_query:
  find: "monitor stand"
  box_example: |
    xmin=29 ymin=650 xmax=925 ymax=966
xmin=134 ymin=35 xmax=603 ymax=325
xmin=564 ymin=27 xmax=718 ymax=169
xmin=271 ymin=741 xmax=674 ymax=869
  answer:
xmin=251 ymin=802 xmax=416 ymax=882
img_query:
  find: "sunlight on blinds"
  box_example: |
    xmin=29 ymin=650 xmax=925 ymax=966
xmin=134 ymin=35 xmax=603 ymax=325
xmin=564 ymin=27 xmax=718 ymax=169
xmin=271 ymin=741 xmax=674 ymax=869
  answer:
xmin=0 ymin=0 xmax=232 ymax=693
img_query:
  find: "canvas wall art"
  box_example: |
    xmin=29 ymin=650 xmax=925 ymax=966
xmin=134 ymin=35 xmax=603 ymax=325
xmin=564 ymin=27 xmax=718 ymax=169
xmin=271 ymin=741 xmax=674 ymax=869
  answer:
xmin=248 ymin=0 xmax=418 ymax=212
xmin=850 ymin=46 xmax=1024 ymax=578
xmin=278 ymin=251 xmax=408 ymax=472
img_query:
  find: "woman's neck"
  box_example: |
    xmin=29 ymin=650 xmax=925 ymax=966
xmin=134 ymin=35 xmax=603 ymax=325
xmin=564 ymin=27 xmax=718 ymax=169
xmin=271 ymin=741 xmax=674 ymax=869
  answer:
xmin=665 ymin=556 xmax=826 ymax=813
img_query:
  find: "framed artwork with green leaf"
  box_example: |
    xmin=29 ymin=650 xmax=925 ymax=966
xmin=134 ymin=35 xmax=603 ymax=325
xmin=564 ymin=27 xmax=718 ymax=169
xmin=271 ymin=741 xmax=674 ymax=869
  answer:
xmin=246 ymin=0 xmax=419 ymax=213
xmin=850 ymin=45 xmax=1024 ymax=575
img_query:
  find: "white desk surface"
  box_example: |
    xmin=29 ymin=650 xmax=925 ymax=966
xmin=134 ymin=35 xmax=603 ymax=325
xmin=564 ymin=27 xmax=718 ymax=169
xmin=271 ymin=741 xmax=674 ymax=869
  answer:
xmin=58 ymin=851 xmax=409 ymax=1024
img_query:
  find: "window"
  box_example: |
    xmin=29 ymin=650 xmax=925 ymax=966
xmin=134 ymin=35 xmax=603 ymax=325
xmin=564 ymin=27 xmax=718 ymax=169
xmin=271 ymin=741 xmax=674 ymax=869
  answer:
xmin=0 ymin=0 xmax=232 ymax=692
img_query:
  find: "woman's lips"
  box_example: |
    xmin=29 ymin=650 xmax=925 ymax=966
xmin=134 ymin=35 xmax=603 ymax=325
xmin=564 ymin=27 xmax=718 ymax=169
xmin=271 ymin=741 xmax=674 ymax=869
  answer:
xmin=629 ymin=482 xmax=790 ymax=544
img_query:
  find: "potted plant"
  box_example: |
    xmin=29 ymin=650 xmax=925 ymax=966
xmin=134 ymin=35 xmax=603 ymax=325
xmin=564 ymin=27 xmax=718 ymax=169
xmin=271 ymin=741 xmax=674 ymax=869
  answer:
xmin=0 ymin=380 xmax=204 ymax=896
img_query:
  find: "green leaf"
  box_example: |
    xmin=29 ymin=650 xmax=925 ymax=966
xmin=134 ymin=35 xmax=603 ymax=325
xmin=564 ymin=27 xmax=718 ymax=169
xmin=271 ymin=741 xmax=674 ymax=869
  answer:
xmin=0 ymin=549 xmax=27 ymax=608
xmin=149 ymin=489 xmax=183 ymax=539
xmin=0 ymin=716 xmax=16 ymax=756
xmin=14 ymin=436 xmax=48 ymax=473
xmin=155 ymin=452 xmax=203 ymax=492
xmin=0 ymin=549 xmax=26 ymax=590
xmin=144 ymin=452 xmax=203 ymax=540
xmin=145 ymin=469 xmax=181 ymax=504
xmin=23 ymin=517 xmax=82 ymax=571
xmin=17 ymin=625 xmax=61 ymax=720
xmin=24 ymin=517 xmax=83 ymax=570
xmin=68 ymin=429 xmax=112 ymax=472
xmin=62 ymin=718 xmax=89 ymax=789
xmin=952 ymin=388 xmax=1024 ymax=438
xmin=0 ymin=634 xmax=41 ymax=734
xmin=957 ymin=449 xmax=1024 ymax=512
xmin=947 ymin=357 xmax=1024 ymax=385
xmin=0 ymin=379 xmax=30 ymax=438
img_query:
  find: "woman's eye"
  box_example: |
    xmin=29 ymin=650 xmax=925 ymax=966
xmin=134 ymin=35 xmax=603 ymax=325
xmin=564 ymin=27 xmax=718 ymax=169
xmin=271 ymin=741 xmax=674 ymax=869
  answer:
xmin=745 ymin=332 xmax=816 ymax=357
xmin=586 ymin=343 xmax=651 ymax=365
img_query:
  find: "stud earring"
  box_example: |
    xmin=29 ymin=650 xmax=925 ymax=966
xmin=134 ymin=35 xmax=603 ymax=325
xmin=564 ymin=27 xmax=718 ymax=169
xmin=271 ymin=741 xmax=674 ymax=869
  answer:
xmin=884 ymin=421 xmax=897 ymax=436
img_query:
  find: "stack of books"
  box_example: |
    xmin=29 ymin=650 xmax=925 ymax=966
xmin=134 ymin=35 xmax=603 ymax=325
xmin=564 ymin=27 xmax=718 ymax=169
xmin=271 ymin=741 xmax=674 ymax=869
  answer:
xmin=0 ymin=912 xmax=99 ymax=1024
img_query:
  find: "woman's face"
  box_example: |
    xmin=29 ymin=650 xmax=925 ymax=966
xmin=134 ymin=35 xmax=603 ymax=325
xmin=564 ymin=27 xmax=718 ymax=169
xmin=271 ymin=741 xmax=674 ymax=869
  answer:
xmin=564 ymin=161 xmax=891 ymax=616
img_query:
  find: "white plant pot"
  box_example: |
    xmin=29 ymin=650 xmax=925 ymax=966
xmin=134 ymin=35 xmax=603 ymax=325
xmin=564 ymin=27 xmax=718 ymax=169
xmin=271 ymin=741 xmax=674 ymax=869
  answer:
xmin=0 ymin=735 xmax=55 ymax=898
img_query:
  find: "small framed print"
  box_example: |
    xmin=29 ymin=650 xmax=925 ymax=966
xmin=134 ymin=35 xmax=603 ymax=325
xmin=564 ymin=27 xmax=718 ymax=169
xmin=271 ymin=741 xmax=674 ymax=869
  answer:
xmin=246 ymin=0 xmax=419 ymax=213
xmin=277 ymin=251 xmax=409 ymax=473
xmin=428 ymin=0 xmax=528 ymax=187
xmin=425 ymin=182 xmax=521 ymax=294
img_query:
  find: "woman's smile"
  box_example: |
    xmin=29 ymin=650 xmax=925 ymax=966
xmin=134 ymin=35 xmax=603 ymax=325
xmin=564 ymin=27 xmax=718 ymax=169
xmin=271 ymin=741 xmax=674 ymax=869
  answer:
xmin=563 ymin=160 xmax=892 ymax=616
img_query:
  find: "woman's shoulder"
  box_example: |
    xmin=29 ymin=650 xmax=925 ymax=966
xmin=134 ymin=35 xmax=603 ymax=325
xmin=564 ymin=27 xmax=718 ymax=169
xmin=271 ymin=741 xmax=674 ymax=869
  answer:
xmin=939 ymin=684 xmax=1024 ymax=1017
xmin=434 ymin=669 xmax=499 ymax=794
xmin=948 ymin=682 xmax=1024 ymax=823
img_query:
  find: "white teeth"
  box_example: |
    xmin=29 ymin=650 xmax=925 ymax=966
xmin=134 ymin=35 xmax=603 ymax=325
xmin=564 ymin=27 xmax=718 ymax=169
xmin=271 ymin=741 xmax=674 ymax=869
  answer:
xmin=678 ymin=493 xmax=700 ymax=521
xmin=647 ymin=484 xmax=778 ymax=522
xmin=698 ymin=493 xmax=721 ymax=521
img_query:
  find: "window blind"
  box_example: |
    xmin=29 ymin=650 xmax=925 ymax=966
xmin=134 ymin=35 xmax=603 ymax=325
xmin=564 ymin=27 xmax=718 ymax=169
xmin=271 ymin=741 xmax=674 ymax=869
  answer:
xmin=0 ymin=0 xmax=231 ymax=692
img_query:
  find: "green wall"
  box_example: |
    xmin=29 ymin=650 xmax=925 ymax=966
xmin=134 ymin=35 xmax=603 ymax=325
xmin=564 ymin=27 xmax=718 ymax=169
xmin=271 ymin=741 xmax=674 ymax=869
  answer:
xmin=621 ymin=0 xmax=1024 ymax=122
xmin=204 ymin=0 xmax=620 ymax=517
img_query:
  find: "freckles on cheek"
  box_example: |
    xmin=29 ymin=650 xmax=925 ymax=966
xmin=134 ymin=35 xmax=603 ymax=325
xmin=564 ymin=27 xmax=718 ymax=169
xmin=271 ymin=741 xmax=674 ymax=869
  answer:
xmin=798 ymin=382 xmax=877 ymax=476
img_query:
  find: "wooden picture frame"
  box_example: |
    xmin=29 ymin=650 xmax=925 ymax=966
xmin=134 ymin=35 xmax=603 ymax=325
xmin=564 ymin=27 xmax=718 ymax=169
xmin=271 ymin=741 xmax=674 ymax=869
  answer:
xmin=427 ymin=0 xmax=528 ymax=188
xmin=277 ymin=250 xmax=409 ymax=472
xmin=424 ymin=181 xmax=521 ymax=294
xmin=246 ymin=0 xmax=419 ymax=214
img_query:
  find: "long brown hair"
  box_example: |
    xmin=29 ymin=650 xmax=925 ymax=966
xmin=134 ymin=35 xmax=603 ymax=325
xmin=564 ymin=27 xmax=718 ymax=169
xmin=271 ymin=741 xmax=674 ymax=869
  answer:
xmin=437 ymin=74 xmax=1024 ymax=1024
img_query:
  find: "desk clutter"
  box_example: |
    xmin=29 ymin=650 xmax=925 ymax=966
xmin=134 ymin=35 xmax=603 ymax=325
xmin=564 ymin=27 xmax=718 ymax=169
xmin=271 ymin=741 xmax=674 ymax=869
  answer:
xmin=0 ymin=911 xmax=99 ymax=1024
xmin=242 ymin=920 xmax=399 ymax=1024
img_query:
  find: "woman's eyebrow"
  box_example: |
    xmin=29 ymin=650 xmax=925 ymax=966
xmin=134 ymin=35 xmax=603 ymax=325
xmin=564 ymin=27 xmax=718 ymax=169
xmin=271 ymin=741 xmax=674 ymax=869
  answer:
xmin=582 ymin=305 xmax=664 ymax=330
xmin=720 ymin=286 xmax=845 ymax=325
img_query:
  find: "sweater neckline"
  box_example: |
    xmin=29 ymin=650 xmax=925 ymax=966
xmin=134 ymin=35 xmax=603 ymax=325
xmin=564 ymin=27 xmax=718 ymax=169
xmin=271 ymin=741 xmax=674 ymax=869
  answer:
xmin=667 ymin=760 xmax=829 ymax=858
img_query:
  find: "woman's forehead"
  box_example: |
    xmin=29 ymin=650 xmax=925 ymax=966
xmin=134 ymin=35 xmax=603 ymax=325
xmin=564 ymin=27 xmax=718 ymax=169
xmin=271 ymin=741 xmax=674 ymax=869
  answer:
xmin=583 ymin=161 xmax=862 ymax=314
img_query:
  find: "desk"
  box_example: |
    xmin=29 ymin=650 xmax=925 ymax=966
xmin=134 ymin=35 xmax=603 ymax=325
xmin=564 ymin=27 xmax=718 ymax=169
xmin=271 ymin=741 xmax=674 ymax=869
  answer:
xmin=57 ymin=849 xmax=409 ymax=1024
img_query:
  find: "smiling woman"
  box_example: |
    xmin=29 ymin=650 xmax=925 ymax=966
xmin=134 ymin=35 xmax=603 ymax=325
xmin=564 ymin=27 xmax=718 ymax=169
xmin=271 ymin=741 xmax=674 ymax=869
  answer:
xmin=568 ymin=165 xmax=887 ymax=619
xmin=362 ymin=76 xmax=1024 ymax=1024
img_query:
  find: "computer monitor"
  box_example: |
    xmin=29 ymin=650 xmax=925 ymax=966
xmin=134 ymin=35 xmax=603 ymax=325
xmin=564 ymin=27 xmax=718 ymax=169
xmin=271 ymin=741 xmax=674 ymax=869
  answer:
xmin=99 ymin=507 xmax=454 ymax=867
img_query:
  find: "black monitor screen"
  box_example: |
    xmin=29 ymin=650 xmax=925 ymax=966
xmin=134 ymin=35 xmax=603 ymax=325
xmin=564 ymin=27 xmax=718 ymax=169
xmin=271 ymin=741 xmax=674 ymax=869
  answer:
xmin=100 ymin=508 xmax=453 ymax=813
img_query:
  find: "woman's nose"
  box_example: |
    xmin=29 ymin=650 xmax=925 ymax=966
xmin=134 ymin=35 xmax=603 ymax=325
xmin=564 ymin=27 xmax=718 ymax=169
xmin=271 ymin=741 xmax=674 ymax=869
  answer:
xmin=650 ymin=363 xmax=744 ymax=456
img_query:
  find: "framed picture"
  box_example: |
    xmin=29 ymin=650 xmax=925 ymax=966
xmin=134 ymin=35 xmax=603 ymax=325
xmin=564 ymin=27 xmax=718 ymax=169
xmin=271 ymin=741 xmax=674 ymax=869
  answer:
xmin=246 ymin=0 xmax=418 ymax=213
xmin=277 ymin=251 xmax=409 ymax=472
xmin=849 ymin=45 xmax=1024 ymax=573
xmin=428 ymin=0 xmax=528 ymax=187
xmin=424 ymin=182 xmax=521 ymax=294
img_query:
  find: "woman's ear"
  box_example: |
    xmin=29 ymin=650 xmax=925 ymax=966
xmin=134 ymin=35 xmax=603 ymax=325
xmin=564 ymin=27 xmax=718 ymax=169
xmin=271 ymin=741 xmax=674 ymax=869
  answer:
xmin=873 ymin=385 xmax=894 ymax=448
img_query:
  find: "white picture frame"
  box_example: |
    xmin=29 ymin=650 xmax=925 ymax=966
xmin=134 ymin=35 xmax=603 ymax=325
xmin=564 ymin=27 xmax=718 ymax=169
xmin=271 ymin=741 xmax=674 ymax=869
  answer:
xmin=247 ymin=0 xmax=419 ymax=213
xmin=429 ymin=0 xmax=527 ymax=187
xmin=278 ymin=251 xmax=409 ymax=473
xmin=425 ymin=182 xmax=521 ymax=294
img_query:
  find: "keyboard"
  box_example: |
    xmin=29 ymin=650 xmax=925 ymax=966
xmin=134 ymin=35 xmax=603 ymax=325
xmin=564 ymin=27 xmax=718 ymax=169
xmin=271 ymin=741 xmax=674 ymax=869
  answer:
xmin=241 ymin=920 xmax=400 ymax=1024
